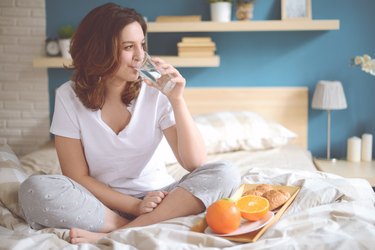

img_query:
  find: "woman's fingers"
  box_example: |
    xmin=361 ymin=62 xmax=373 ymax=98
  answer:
xmin=148 ymin=191 xmax=167 ymax=199
xmin=152 ymin=57 xmax=180 ymax=77
xmin=151 ymin=56 xmax=164 ymax=65
xmin=139 ymin=191 xmax=168 ymax=214
xmin=141 ymin=207 xmax=153 ymax=213
xmin=145 ymin=201 xmax=157 ymax=208
xmin=144 ymin=197 xmax=161 ymax=206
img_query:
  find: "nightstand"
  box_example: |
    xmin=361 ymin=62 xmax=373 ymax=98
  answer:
xmin=313 ymin=159 xmax=375 ymax=186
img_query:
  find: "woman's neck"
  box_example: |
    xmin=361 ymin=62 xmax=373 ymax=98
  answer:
xmin=104 ymin=78 xmax=127 ymax=102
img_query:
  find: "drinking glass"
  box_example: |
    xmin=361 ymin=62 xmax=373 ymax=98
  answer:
xmin=137 ymin=52 xmax=176 ymax=94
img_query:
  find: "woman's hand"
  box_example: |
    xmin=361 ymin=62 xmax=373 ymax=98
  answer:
xmin=145 ymin=57 xmax=186 ymax=100
xmin=138 ymin=191 xmax=168 ymax=214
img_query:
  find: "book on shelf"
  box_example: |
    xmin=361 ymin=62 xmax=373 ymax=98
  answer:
xmin=177 ymin=41 xmax=216 ymax=48
xmin=181 ymin=36 xmax=212 ymax=43
xmin=177 ymin=36 xmax=216 ymax=57
xmin=178 ymin=47 xmax=216 ymax=53
xmin=178 ymin=51 xmax=216 ymax=57
xmin=155 ymin=15 xmax=202 ymax=22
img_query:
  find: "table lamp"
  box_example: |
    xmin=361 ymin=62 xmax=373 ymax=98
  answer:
xmin=312 ymin=80 xmax=347 ymax=160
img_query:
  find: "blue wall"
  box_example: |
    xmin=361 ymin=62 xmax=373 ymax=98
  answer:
xmin=46 ymin=0 xmax=375 ymax=159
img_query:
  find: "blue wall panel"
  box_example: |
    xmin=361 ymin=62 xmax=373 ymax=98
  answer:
xmin=46 ymin=0 xmax=375 ymax=159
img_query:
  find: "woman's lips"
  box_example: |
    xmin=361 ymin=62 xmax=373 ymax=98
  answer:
xmin=130 ymin=63 xmax=141 ymax=69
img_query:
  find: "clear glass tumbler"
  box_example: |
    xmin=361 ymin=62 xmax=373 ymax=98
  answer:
xmin=137 ymin=52 xmax=176 ymax=94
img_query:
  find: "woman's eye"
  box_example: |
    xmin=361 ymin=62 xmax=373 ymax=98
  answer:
xmin=124 ymin=45 xmax=133 ymax=50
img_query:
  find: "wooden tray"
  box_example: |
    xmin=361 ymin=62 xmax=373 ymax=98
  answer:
xmin=191 ymin=184 xmax=300 ymax=243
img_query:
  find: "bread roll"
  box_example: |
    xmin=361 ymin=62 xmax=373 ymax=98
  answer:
xmin=255 ymin=184 xmax=273 ymax=194
xmin=262 ymin=189 xmax=291 ymax=210
xmin=243 ymin=184 xmax=273 ymax=196
xmin=243 ymin=189 xmax=263 ymax=196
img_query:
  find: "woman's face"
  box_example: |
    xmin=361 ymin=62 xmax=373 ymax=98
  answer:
xmin=114 ymin=21 xmax=145 ymax=82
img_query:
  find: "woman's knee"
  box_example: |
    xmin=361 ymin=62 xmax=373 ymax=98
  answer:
xmin=19 ymin=175 xmax=68 ymax=203
xmin=19 ymin=175 xmax=48 ymax=204
xmin=18 ymin=174 xmax=105 ymax=231
xmin=180 ymin=160 xmax=241 ymax=208
xmin=203 ymin=160 xmax=241 ymax=188
xmin=18 ymin=175 xmax=71 ymax=222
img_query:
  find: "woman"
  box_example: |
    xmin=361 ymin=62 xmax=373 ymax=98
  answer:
xmin=18 ymin=3 xmax=240 ymax=244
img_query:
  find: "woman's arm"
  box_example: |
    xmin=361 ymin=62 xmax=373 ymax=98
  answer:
xmin=54 ymin=135 xmax=164 ymax=216
xmin=152 ymin=58 xmax=207 ymax=171
xmin=163 ymin=102 xmax=207 ymax=172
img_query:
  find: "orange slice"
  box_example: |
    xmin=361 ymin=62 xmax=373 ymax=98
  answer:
xmin=236 ymin=195 xmax=270 ymax=221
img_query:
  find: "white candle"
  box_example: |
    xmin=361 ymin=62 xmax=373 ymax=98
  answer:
xmin=347 ymin=136 xmax=361 ymax=162
xmin=361 ymin=133 xmax=373 ymax=162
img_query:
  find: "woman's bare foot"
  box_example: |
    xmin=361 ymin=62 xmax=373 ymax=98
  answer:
xmin=70 ymin=228 xmax=107 ymax=244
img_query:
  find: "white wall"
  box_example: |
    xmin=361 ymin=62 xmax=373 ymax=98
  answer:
xmin=0 ymin=0 xmax=50 ymax=156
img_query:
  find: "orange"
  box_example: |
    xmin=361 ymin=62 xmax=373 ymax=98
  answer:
xmin=236 ymin=195 xmax=269 ymax=221
xmin=205 ymin=198 xmax=241 ymax=234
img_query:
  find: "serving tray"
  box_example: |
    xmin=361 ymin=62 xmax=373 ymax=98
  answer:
xmin=190 ymin=184 xmax=300 ymax=243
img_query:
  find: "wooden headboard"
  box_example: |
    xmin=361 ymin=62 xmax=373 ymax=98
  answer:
xmin=184 ymin=87 xmax=308 ymax=148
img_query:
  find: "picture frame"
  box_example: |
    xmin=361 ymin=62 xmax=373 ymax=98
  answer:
xmin=281 ymin=0 xmax=312 ymax=20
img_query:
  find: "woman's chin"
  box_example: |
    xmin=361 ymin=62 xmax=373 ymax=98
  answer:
xmin=122 ymin=73 xmax=139 ymax=82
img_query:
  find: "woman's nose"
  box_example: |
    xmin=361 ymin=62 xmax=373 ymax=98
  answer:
xmin=134 ymin=48 xmax=144 ymax=62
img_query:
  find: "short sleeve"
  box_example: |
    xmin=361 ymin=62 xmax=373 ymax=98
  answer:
xmin=158 ymin=95 xmax=175 ymax=131
xmin=50 ymin=86 xmax=81 ymax=139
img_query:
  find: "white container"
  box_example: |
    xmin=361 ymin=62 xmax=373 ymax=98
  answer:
xmin=347 ymin=136 xmax=361 ymax=162
xmin=58 ymin=38 xmax=72 ymax=59
xmin=210 ymin=2 xmax=232 ymax=22
xmin=361 ymin=133 xmax=373 ymax=162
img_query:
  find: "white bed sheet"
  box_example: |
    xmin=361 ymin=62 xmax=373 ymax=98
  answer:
xmin=1 ymin=144 xmax=375 ymax=250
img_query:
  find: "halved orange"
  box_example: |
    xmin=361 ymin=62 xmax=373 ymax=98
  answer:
xmin=236 ymin=195 xmax=270 ymax=221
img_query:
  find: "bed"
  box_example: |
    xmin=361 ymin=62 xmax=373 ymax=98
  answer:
xmin=1 ymin=87 xmax=374 ymax=250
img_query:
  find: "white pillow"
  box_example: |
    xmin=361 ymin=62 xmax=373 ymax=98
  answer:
xmin=193 ymin=111 xmax=297 ymax=154
xmin=0 ymin=144 xmax=28 ymax=218
xmin=0 ymin=144 xmax=20 ymax=165
xmin=20 ymin=142 xmax=61 ymax=175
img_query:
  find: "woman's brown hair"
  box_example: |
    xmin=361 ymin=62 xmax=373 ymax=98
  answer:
xmin=70 ymin=3 xmax=147 ymax=110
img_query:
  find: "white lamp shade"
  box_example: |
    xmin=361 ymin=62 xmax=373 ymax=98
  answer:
xmin=312 ymin=80 xmax=347 ymax=110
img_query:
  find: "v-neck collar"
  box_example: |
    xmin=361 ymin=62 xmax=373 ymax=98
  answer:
xmin=96 ymin=99 xmax=136 ymax=136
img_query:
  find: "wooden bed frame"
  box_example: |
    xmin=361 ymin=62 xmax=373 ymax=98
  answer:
xmin=184 ymin=87 xmax=308 ymax=149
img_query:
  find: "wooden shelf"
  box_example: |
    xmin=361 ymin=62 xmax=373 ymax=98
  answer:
xmin=152 ymin=55 xmax=220 ymax=67
xmin=33 ymin=20 xmax=339 ymax=68
xmin=33 ymin=57 xmax=72 ymax=68
xmin=147 ymin=20 xmax=340 ymax=32
xmin=32 ymin=55 xmax=220 ymax=68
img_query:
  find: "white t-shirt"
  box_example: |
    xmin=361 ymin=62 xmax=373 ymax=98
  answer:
xmin=50 ymin=81 xmax=176 ymax=196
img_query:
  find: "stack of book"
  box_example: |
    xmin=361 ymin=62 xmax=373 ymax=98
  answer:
xmin=177 ymin=37 xmax=216 ymax=57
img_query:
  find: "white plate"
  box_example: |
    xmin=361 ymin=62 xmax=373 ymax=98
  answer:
xmin=204 ymin=211 xmax=274 ymax=237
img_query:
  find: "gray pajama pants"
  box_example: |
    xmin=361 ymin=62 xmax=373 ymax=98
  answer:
xmin=18 ymin=160 xmax=241 ymax=232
